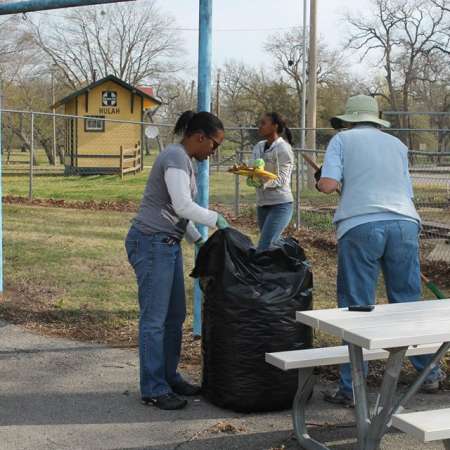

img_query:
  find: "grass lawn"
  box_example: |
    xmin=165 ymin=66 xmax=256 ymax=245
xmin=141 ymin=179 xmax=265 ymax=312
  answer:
xmin=5 ymin=202 xmax=446 ymax=342
xmin=2 ymin=203 xmax=449 ymax=385
xmin=1 ymin=203 xmax=341 ymax=346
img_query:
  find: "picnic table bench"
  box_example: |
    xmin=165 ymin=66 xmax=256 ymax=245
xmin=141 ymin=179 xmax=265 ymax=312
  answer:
xmin=266 ymin=299 xmax=450 ymax=450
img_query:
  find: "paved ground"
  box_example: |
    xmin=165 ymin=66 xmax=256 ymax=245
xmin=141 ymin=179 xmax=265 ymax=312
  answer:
xmin=1 ymin=319 xmax=449 ymax=450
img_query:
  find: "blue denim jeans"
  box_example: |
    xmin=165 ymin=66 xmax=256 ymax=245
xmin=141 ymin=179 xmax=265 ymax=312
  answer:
xmin=257 ymin=202 xmax=293 ymax=251
xmin=337 ymin=220 xmax=440 ymax=396
xmin=125 ymin=226 xmax=185 ymax=398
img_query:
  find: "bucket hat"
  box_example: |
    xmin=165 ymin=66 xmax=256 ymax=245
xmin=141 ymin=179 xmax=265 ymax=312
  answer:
xmin=330 ymin=95 xmax=390 ymax=129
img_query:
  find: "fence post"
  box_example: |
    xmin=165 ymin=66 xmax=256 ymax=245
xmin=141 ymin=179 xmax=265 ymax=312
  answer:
xmin=28 ymin=113 xmax=34 ymax=201
xmin=216 ymin=146 xmax=220 ymax=172
xmin=234 ymin=147 xmax=241 ymax=216
xmin=137 ymin=140 xmax=143 ymax=172
xmin=135 ymin=143 xmax=139 ymax=175
xmin=119 ymin=145 xmax=123 ymax=179
xmin=52 ymin=70 xmax=57 ymax=166
xmin=301 ymin=157 xmax=305 ymax=189
xmin=295 ymin=149 xmax=301 ymax=230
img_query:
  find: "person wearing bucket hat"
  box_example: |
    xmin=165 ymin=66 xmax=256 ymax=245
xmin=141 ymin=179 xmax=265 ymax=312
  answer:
xmin=329 ymin=94 xmax=390 ymax=130
xmin=316 ymin=95 xmax=446 ymax=407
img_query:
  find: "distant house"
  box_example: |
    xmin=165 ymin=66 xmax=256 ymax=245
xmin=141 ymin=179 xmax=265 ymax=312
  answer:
xmin=54 ymin=74 xmax=161 ymax=175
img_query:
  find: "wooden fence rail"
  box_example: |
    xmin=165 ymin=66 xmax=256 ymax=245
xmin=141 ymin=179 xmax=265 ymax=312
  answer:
xmin=120 ymin=142 xmax=141 ymax=179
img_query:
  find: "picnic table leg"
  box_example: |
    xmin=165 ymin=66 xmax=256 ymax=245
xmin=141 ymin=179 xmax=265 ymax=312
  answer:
xmin=365 ymin=346 xmax=408 ymax=450
xmin=348 ymin=344 xmax=371 ymax=450
xmin=392 ymin=342 xmax=450 ymax=416
xmin=292 ymin=367 xmax=329 ymax=450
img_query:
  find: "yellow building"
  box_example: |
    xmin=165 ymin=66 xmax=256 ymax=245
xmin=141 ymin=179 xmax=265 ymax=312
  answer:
xmin=55 ymin=74 xmax=161 ymax=175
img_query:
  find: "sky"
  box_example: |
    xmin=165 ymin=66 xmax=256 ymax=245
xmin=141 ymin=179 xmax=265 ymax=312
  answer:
xmin=24 ymin=0 xmax=376 ymax=79
xmin=154 ymin=0 xmax=375 ymax=79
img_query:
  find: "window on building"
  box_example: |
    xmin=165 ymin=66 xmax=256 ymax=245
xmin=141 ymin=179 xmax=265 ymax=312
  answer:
xmin=84 ymin=115 xmax=105 ymax=132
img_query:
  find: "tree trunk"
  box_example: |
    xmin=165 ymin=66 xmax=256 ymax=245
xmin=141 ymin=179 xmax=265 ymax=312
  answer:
xmin=57 ymin=144 xmax=65 ymax=165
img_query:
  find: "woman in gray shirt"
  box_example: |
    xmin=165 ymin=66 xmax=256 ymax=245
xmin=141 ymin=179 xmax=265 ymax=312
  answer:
xmin=249 ymin=112 xmax=294 ymax=250
xmin=125 ymin=111 xmax=229 ymax=411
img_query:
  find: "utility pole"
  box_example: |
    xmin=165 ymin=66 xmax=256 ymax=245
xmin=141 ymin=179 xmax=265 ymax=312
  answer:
xmin=306 ymin=0 xmax=317 ymax=189
xmin=296 ymin=0 xmax=308 ymax=228
xmin=215 ymin=69 xmax=220 ymax=117
xmin=190 ymin=80 xmax=195 ymax=109
xmin=300 ymin=0 xmax=307 ymax=151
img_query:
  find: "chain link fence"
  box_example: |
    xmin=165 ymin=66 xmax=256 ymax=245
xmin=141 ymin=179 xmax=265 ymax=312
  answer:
xmin=1 ymin=109 xmax=449 ymax=263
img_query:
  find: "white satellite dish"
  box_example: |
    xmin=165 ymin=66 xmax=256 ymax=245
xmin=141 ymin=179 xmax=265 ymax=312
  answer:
xmin=145 ymin=126 xmax=159 ymax=139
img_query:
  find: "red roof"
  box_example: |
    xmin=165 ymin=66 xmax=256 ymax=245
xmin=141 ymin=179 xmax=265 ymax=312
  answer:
xmin=137 ymin=86 xmax=155 ymax=97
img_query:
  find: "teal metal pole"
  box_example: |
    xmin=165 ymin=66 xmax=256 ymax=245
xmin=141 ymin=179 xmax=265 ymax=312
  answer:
xmin=0 ymin=0 xmax=134 ymax=15
xmin=193 ymin=0 xmax=212 ymax=337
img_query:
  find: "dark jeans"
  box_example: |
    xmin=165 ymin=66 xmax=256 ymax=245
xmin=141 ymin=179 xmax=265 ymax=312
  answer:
xmin=125 ymin=226 xmax=185 ymax=398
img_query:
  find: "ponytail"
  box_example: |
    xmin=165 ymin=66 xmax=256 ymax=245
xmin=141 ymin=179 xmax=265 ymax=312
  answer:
xmin=265 ymin=112 xmax=294 ymax=145
xmin=173 ymin=110 xmax=196 ymax=136
xmin=284 ymin=126 xmax=293 ymax=146
xmin=173 ymin=110 xmax=224 ymax=137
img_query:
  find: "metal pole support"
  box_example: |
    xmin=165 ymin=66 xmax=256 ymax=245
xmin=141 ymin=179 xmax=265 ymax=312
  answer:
xmin=365 ymin=347 xmax=408 ymax=450
xmin=295 ymin=149 xmax=300 ymax=230
xmin=292 ymin=368 xmax=328 ymax=450
xmin=29 ymin=113 xmax=34 ymax=201
xmin=348 ymin=344 xmax=370 ymax=449
xmin=0 ymin=0 xmax=135 ymax=15
xmin=234 ymin=147 xmax=241 ymax=217
xmin=193 ymin=0 xmax=213 ymax=337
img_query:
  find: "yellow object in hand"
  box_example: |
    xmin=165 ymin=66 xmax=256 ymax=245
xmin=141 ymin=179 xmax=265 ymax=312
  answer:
xmin=253 ymin=158 xmax=265 ymax=170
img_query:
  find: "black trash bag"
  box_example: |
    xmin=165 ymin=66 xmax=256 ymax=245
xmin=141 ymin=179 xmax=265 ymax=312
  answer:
xmin=191 ymin=228 xmax=313 ymax=413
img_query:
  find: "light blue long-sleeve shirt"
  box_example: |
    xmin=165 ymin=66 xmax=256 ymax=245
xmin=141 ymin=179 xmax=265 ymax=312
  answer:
xmin=321 ymin=125 xmax=420 ymax=240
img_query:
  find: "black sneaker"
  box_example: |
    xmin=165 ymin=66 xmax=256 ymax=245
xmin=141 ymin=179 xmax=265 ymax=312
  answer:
xmin=420 ymin=369 xmax=447 ymax=394
xmin=141 ymin=393 xmax=187 ymax=410
xmin=323 ymin=389 xmax=354 ymax=408
xmin=171 ymin=380 xmax=201 ymax=396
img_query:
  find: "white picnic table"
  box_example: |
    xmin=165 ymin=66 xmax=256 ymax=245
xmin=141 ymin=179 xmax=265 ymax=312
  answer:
xmin=295 ymin=299 xmax=450 ymax=450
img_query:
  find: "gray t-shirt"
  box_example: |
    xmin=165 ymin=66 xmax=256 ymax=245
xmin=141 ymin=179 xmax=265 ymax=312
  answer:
xmin=133 ymin=144 xmax=197 ymax=239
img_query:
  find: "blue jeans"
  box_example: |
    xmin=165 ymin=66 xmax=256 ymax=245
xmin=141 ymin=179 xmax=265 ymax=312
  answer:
xmin=125 ymin=226 xmax=185 ymax=398
xmin=257 ymin=202 xmax=293 ymax=251
xmin=337 ymin=220 xmax=440 ymax=396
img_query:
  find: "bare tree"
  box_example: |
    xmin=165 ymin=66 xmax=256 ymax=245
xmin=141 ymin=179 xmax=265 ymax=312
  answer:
xmin=28 ymin=1 xmax=183 ymax=88
xmin=5 ymin=74 xmax=65 ymax=165
xmin=0 ymin=17 xmax=34 ymax=83
xmin=264 ymin=28 xmax=347 ymax=125
xmin=428 ymin=0 xmax=450 ymax=54
xmin=219 ymin=61 xmax=299 ymax=152
xmin=413 ymin=53 xmax=450 ymax=154
xmin=345 ymin=0 xmax=449 ymax=144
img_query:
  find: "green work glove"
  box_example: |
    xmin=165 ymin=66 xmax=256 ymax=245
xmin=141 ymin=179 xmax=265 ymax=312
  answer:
xmin=216 ymin=214 xmax=229 ymax=230
xmin=194 ymin=238 xmax=205 ymax=252
xmin=253 ymin=158 xmax=265 ymax=170
xmin=246 ymin=176 xmax=263 ymax=188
